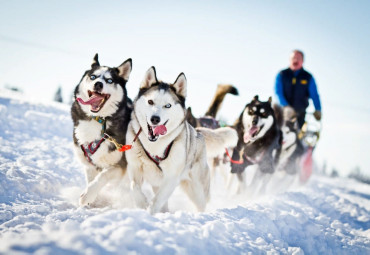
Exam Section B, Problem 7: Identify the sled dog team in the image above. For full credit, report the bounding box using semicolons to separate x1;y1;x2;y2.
72;55;303;213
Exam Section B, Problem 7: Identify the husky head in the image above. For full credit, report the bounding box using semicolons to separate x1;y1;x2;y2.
241;95;275;144
134;67;187;142
75;54;132;117
281;107;299;150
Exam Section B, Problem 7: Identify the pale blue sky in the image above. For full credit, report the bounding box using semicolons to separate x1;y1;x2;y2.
1;0;369;176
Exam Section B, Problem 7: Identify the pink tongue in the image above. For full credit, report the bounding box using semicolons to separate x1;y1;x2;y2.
77;96;104;106
243;126;258;143
153;125;167;136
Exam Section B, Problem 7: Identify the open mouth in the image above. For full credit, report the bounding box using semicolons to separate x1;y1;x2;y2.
147;120;168;142
76;90;110;113
243;125;263;143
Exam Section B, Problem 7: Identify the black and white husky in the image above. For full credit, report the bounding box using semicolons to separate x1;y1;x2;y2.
125;67;237;214
71;54;132;206
230;96;282;194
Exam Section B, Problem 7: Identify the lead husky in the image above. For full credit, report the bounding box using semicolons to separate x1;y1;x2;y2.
71;54;132;206
126;67;237;214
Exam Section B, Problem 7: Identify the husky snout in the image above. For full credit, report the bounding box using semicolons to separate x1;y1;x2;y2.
150;115;161;125
94;82;104;92
252;116;258;126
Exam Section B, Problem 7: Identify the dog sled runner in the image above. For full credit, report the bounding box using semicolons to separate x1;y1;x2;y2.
298;112;321;183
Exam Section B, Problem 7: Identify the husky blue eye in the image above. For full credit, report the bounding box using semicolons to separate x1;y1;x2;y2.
107;79;113;84
90;75;96;80
164;104;171;108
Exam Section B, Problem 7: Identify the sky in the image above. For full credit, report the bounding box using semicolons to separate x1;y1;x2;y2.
0;0;369;176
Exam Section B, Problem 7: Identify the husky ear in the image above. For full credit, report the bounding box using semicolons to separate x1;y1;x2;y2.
172;73;187;98
253;95;259;101
140;66;158;89
91;53;100;68
268;96;272;104
117;58;132;81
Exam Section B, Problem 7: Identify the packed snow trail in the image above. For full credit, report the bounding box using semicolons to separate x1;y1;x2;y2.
0;91;369;254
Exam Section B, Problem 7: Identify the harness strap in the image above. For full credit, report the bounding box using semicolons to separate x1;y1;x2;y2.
80;134;108;164
225;148;265;165
225;148;244;164
80;117;142;164
144;142;174;168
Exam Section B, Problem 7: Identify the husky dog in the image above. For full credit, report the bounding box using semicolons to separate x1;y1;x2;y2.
230;96;282;193
126;67;237;214
71;54;132;206
278;107;304;175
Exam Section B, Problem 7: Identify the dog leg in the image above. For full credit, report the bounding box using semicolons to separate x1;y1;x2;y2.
152;187;169;213
127;165;148;210
180;164;210;212
258;173;273;195
149;179;179;214
79;166;124;206
245;167;263;198
84;165;99;183
180;180;208;212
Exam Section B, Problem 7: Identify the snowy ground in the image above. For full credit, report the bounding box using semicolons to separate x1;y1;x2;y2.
0;91;369;254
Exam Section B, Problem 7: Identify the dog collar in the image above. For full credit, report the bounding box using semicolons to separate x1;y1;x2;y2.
91;116;106;135
143;142;174;168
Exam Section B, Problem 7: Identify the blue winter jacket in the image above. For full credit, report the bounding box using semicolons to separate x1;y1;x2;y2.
275;68;321;112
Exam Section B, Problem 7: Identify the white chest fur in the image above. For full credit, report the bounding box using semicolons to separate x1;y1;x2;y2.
74;119;122;167
75;119;103;144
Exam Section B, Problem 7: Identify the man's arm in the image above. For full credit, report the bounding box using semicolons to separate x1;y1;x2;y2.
275;72;288;106
308;76;322;111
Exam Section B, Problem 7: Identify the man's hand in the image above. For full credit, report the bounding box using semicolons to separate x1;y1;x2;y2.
313;110;322;121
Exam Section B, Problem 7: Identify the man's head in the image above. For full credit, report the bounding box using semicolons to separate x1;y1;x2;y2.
289;50;304;71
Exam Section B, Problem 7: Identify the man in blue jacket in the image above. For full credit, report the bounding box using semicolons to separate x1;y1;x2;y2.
275;50;322;128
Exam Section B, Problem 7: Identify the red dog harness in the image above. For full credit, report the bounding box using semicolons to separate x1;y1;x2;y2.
143;142;174;169
81;134;108;163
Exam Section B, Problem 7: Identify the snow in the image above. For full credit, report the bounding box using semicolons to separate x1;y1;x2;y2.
0;90;369;254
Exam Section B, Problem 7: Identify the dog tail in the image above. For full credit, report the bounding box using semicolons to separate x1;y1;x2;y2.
205;84;239;118
197;126;238;158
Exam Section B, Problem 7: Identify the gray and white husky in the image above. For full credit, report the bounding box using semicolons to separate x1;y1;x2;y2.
71;54;132;206
125;67;237;214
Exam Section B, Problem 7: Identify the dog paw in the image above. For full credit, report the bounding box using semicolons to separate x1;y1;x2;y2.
79;190;97;206
148;201;163;214
148;205;157;215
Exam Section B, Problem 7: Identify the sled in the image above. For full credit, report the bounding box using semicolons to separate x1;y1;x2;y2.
298;113;321;183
